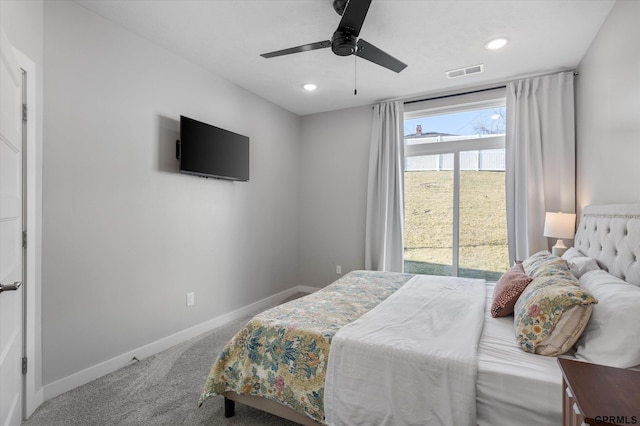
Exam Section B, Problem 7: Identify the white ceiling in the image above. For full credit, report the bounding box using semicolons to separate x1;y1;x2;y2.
74;0;615;116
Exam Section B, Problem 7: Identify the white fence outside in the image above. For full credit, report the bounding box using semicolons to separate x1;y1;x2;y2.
405;134;505;172
405;149;505;171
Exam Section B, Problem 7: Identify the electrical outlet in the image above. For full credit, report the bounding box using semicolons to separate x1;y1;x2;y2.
186;292;195;307
336;265;342;274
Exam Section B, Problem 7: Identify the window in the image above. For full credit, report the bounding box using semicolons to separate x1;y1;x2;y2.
403;89;508;280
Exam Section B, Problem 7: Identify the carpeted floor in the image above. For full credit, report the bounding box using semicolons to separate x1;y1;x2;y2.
23;293;308;426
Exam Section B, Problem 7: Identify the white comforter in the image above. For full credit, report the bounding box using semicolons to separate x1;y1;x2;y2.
324;275;486;426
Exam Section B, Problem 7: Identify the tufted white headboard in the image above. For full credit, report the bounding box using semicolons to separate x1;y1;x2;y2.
574;204;640;286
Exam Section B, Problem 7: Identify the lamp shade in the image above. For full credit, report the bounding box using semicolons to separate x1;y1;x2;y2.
543;212;576;239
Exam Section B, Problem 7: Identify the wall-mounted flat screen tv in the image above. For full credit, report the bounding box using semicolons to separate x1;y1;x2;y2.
177;115;249;181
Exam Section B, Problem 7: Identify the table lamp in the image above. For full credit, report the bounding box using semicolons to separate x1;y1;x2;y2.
544;211;576;256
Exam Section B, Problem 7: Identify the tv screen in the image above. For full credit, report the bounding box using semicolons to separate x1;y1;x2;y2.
178;115;249;181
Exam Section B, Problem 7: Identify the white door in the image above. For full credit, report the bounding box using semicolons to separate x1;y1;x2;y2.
0;27;24;426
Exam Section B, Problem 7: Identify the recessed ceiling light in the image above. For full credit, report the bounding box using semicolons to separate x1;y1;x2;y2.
302;83;317;91
485;38;508;50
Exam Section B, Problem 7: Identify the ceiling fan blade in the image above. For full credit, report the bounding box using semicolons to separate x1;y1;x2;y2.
338;0;372;37
356;39;407;73
261;40;331;58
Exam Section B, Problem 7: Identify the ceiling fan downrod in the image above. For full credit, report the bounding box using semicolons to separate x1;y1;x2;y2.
333;0;349;16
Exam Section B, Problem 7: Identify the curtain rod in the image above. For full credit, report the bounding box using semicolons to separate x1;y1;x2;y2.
395;69;578;107
403;86;506;106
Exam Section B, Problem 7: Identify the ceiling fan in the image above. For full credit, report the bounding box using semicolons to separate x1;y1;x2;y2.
260;0;407;73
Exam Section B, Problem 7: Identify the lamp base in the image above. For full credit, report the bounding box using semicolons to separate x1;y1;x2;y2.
551;239;568;257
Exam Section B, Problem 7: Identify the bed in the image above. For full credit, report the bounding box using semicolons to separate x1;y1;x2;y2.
198;203;640;425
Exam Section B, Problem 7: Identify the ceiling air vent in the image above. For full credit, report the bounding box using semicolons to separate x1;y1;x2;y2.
446;64;484;79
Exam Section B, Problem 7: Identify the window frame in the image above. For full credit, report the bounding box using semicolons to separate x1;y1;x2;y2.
403;89;506;277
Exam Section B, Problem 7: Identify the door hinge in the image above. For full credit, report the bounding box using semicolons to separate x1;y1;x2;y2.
22;103;28;122
23;230;27;248
22;357;27;375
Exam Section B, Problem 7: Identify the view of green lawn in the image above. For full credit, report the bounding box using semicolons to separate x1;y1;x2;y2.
404;170;509;281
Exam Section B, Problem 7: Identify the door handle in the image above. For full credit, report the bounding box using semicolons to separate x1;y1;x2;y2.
0;281;22;293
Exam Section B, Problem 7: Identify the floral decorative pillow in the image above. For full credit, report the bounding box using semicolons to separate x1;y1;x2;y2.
521;250;555;274
514;276;597;356
491;264;533;317
522;250;574;280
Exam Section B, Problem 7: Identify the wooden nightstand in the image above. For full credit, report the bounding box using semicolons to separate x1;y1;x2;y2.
558;358;640;426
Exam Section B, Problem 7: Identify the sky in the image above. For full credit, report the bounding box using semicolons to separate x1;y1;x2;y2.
404;107;505;137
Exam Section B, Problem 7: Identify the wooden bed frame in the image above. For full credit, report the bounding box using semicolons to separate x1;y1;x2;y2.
224;391;323;426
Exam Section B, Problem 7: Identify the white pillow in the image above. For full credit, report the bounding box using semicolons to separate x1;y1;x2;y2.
566;256;600;278
561;247;600;278
575;270;640;368
561;247;582;260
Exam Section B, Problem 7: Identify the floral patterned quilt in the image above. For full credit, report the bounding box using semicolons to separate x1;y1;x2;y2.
198;270;412;423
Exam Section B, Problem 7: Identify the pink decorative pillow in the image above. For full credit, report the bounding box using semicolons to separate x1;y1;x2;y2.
491;264;533;317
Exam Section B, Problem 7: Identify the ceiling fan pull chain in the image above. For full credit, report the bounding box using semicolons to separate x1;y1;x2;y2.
354;54;357;95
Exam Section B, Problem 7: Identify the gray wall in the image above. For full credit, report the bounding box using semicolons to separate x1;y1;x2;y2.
299;106;373;286
576;0;640;209
41;1;301;385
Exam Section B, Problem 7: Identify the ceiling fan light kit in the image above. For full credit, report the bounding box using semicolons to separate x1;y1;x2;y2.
260;0;407;73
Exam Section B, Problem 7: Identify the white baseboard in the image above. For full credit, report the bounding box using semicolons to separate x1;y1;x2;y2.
25;388;43;419
297;284;321;294
41;284;319;402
